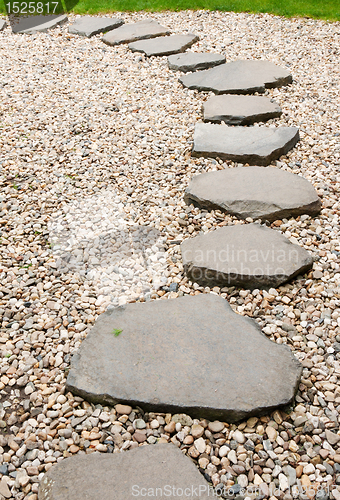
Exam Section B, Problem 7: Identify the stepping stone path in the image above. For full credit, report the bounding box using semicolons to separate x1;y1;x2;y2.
11;14;68;34
203;95;282;125
179;59;292;94
168;52;226;72
192;123;300;165
66;294;302;421
181;224;313;289
38;444;213;499
184;166;322;221
68;16;123;37
0;15;318;494
129;34;199;57
102;19;170;46
0;19;6;31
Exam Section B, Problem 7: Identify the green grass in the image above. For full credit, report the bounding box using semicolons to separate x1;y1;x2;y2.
0;0;339;20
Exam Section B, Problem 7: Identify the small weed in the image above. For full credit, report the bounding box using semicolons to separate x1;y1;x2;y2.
12;184;18;190
112;328;123;337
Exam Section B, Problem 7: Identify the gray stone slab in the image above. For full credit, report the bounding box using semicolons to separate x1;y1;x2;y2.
68;16;123;37
0;19;6;31
129;34;199;57
181;224;313;289
66;293;302;422
203;95;282;125
38;444;212;500
11;14;67;34
102;19;170;46
192;124;299;166
179;60;292;94
168;52;225;72
184;166;322;221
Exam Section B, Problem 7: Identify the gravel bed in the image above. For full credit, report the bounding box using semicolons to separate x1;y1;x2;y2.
0;10;339;500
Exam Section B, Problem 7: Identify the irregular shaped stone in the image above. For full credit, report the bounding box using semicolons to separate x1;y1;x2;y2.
168;52;225;72
11;14;67;34
181;224;313;289
0;20;6;31
192;123;299;166
203;95;282;125
129;34;199;57
38;444;212;500
184;166;322;221
68;16;123;37
180;60;292;94
102;19;170;46
66;293;302;421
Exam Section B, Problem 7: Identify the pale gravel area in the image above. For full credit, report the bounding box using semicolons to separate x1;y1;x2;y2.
0;10;339;500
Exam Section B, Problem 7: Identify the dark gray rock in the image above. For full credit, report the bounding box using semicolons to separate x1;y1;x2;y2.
0;19;6;31
192;123;299;166
11;14;67;34
181;224;313;289
129;34;199;57
179;60;292;94
184;166;322;221
168;52;225;72
102;19;170;46
68;16;123;37
38;444;212;500
66;293;302;422
203;95;282;125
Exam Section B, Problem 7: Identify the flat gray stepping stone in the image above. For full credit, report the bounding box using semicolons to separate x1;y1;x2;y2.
11;14;67;34
192;123;299;166
39;444;212;500
66;293;302;422
68;16;123;37
102;19;170;46
203;95;282;125
0;19;6;31
181;224;313;289
184;166;322;221
168;52;225;72
129;34;199;57
180;60;292;94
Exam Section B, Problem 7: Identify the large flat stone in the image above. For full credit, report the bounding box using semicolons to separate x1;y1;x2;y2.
66;293;302;422
184;166;322;221
102;19;170;46
181;224;313;289
203;95;282;125
129;34;199;57
0;19;6;31
179;60;292;94
192;124;299;166
11;14;67;34
168;52;225;72
68;16;123;37
38;444;212;500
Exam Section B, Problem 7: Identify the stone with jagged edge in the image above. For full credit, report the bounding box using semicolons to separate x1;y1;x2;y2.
66;293;302;422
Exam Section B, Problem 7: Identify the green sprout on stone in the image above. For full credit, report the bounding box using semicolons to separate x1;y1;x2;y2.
112;328;123;337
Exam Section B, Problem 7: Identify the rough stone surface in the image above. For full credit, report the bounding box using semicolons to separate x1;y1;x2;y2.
0;19;6;31
168;52;225;72
11;14;68;34
38;444;212;500
181;224;313;289
192;123;300;166
102;19;170;46
66;294;302;421
68;16;123;37
179;60;292;94
129;34;199;57
203;95;282;125
184;166;322;221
